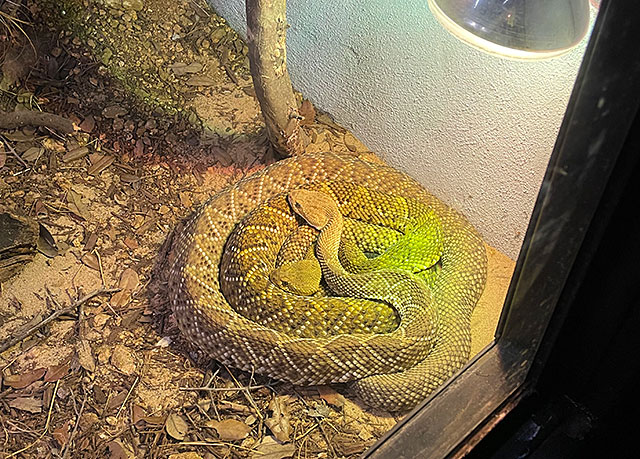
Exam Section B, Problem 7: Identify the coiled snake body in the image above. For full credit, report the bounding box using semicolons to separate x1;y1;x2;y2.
167;152;487;411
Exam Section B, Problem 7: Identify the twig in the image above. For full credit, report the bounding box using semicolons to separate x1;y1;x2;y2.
115;376;139;419
0;110;75;134
61;387;88;459
0;287;120;353
294;423;319;442
172;441;257;451
226;365;265;431
93;248;105;286
179;384;267;392
6;380;60;458
1;137;30;169
294;389;338;458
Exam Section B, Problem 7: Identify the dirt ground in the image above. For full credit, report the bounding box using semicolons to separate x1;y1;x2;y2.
0;1;515;457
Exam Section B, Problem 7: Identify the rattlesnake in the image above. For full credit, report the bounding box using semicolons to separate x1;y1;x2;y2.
167;152;487;411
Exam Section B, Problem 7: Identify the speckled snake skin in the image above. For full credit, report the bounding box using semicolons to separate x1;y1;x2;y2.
167;152;487;411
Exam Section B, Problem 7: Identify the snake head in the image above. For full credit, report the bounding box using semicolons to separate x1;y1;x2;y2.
288;189;336;230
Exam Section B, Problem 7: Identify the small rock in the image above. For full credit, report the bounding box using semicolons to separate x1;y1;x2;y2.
168;453;203;459
103;105;128;119
122;0;143;12
211;27;226;43
101;47;113;65
124;120;136;132
79;412;100;430
110;345;136;375
97;346;112;364
105;415;118;426
155;336;172;348
92;313;110;329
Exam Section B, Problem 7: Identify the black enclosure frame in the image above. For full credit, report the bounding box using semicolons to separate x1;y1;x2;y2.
364;0;640;457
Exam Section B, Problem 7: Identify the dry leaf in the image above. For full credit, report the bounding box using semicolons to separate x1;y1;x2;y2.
2;131;34;141
186;75;217;86
306;402;331;419
119;173;139;183
76;339;96;372
123;237;138;250
0;149;6;169
3;368;46;389
317;386;346;408
83;232;98;252
132;404;146;424
204;419;252;441
141;415;165;425
107;439;133;459
118;268;139;290
165;413;188;440
62;146;89;162
155;336;172;348
250;436;295;459
49;150;57;171
8;397;43;413
343;132;367;152
169;62;203;76
135;217;157;235
67;188;89;219
106;391;128;412
22;146;44;162
358;426;374;441
53;420;71;447
37;223;59;258
110;268;139;308
265;397;292;442
120;309;142;328
44;361;70;382
217;400;252;414
87;154;115;175
299;99;316;125
79;115;95;133
81;252;100;271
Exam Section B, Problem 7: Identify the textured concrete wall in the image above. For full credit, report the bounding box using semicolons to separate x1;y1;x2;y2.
208;0;594;259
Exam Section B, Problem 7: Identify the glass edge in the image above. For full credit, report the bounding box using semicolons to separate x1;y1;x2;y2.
364;0;640;457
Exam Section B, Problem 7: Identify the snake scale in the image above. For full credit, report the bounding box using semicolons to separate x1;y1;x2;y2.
167;152;487;411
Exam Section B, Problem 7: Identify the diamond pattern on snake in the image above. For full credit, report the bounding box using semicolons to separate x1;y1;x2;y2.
167;152;487;411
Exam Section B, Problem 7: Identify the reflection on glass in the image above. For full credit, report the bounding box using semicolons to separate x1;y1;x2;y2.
428;0;591;60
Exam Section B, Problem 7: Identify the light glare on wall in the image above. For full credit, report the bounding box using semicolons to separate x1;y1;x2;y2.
427;0;591;60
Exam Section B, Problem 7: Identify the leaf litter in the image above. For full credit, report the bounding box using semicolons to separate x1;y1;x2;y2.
0;0;396;457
